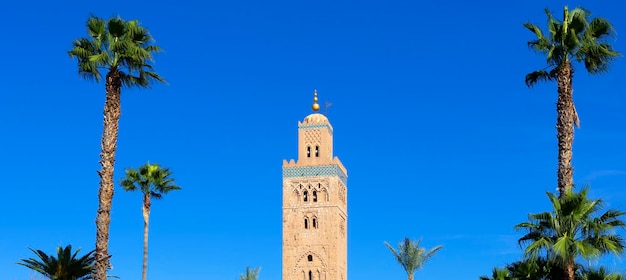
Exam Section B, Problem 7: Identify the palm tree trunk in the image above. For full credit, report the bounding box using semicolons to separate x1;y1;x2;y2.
408;273;414;280
563;262;575;280
556;60;574;197
142;194;151;280
94;69;121;280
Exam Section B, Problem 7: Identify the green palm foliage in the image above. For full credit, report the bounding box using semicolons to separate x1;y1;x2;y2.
384;237;442;280
121;162;180;280
507;257;566;280
479;267;513;280
524;6;619;196
580;267;625;280
18;245;95;280
239;266;261;280
515;187;625;280
68;15;165;280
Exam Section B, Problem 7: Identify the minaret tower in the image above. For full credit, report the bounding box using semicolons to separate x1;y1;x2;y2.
282;90;348;280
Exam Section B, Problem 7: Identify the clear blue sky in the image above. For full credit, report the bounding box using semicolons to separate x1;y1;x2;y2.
1;0;625;279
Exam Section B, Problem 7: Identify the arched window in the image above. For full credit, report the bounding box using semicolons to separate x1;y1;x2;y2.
306;146;311;158
312;218;317;228
303;191;308;202
315;145;319;157
309;270;313;280
307;255;313;262
304;218;309;229
313;191;318;202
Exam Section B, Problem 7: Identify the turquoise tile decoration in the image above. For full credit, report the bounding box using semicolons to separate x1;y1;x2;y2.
299;123;333;134
283;164;347;186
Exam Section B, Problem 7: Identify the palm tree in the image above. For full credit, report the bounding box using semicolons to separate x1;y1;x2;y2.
120;162;181;280
505;257;569;280
239;266;261;280
18;245;95;280
384;237;443;280
523;6;619;196
479;267;512;280
580;267;625;280
68;15;165;280
515;187;625;280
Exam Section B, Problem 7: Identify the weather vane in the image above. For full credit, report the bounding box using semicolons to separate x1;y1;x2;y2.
324;101;333;116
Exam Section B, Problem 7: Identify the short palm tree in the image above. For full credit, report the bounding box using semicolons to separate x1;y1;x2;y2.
515;187;625;280
580;266;625;280
479;267;512;280
524;6;619;196
505;256;568;280
68;15;165;280
240;266;261;280
18;245;95;280
384;237;443;280
120;162;180;280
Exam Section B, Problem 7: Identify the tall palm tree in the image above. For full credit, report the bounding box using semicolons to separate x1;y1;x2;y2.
239;266;261;280
18;245;95;280
515;187;625;280
384;237;443;280
120;162;181;280
68;15;165;280
524;6;619;196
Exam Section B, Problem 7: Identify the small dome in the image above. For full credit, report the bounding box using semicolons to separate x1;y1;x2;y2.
303;113;328;124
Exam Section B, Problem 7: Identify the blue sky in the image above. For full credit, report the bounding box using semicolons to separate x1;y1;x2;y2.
1;0;625;279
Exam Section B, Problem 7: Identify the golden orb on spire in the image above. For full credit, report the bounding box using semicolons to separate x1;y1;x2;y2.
312;90;320;112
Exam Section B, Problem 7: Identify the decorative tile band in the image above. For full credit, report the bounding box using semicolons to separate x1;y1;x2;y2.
283;164;347;186
298;123;333;134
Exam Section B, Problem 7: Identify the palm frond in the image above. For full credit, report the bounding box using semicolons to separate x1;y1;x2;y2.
70;15;165;88
567;7;589;35
525;5;618;82
516;187;626;274
385;237;442;277
120;162;181;197
585;17;615;40
18;245;94;280
525;69;556;87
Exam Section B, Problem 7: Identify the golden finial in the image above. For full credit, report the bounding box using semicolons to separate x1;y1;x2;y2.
312;89;320;112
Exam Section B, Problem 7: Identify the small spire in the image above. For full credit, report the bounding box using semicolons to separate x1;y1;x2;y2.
312;89;320;112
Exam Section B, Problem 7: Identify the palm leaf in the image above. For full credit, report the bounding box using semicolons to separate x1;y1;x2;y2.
525;70;556;87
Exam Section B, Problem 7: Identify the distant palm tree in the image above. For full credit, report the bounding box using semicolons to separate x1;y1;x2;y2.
523;6;619;196
515;187;625;280
120;162;180;280
384;237;442;280
580;267;625;280
68;15;165;280
18;245;95;280
240;266;261;280
479;267;512;280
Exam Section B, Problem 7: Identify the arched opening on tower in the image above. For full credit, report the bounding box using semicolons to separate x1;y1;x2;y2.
312;218;317;228
307;254;313;262
304;218;309;229
315;145;319;157
313;191;317;202
303;191;308;202
309;270;313;280
306;146;311;158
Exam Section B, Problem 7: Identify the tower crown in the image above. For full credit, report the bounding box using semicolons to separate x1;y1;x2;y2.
303;113;329;124
295;91;336;164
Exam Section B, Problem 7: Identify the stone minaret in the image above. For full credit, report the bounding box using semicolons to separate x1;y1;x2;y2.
282;90;348;280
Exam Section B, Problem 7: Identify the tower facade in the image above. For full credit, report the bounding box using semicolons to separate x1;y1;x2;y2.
282;91;348;280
